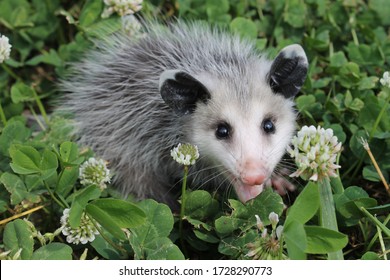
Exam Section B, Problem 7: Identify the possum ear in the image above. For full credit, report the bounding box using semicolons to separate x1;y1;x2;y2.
268;44;308;98
159;70;211;115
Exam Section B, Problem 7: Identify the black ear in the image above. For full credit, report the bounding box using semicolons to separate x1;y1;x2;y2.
268;44;308;98
159;70;211;115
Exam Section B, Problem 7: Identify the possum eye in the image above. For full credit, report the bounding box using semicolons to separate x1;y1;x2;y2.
215;122;231;140
262;119;275;134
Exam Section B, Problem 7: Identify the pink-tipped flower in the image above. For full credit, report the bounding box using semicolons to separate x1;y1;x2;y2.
287;125;342;181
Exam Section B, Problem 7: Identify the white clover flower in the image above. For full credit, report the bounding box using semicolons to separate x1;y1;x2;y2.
79;157;111;189
171;143;199;166
0;34;12;63
60;208;100;245
102;0;143;18
247;213;286;260
380;71;390;88
121;14;142;36
287;125;342;181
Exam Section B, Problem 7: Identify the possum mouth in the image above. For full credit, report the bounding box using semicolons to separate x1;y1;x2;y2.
229;174;265;203
234;183;265;203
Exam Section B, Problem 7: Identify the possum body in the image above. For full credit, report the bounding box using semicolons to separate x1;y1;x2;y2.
61;21;308;205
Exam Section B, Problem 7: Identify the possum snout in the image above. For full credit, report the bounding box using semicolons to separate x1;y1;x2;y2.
234;161;270;202
240;161;268;186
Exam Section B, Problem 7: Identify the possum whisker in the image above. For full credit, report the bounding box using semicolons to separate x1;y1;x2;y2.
191;165;227;190
211;169;236;201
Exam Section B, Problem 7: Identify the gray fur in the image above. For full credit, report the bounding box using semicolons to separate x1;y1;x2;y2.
60;21;308;205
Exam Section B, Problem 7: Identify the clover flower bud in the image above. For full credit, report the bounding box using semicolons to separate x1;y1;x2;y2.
268;212;279;229
246;213;286;260
171;143;199;166
102;0;143;18
79;157;111;189
287;125;341;181
255;214;264;231
122;14;142;36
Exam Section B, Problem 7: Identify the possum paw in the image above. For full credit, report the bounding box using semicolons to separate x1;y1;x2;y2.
266;173;296;195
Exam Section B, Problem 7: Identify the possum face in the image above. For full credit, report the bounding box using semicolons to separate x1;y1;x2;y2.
159;44;308;202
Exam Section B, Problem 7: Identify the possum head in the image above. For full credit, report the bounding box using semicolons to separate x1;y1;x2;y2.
159;44;308;203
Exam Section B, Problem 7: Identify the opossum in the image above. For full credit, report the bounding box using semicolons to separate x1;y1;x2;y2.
60;21;308;205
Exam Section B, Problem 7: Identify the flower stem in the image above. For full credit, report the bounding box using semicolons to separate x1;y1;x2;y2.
0;102;7;126
179;165;189;255
1;63;19;80
330;176;344;195
376;224;387;260
318;178;344;260
44;181;67;209
32;88;50;127
368;89;390;141
351;28;359;46
28;104;46;131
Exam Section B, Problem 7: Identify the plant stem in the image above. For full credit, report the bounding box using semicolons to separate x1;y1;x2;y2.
361;138;390;195
360;207;390;238
0;205;45;225
368;90;390;140
87;213;128;256
351;28;359;46
330;153;344;194
44;181;67;209
0;102;7;126
366;214;390;251
28;104;46;131
330;176;344;195
1;63;19;80
318;178;344;260
32;88;50;127
376;225;387;260
349;90;390;182
179;165;189;255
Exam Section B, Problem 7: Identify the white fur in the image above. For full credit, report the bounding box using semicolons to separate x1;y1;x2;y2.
280;44;307;61
191;63;296;201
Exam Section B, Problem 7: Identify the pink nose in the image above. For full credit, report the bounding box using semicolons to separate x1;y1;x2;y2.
240;160;268;186
241;174;266;186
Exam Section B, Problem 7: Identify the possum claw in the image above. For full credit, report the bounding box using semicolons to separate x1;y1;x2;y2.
266;175;296;195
